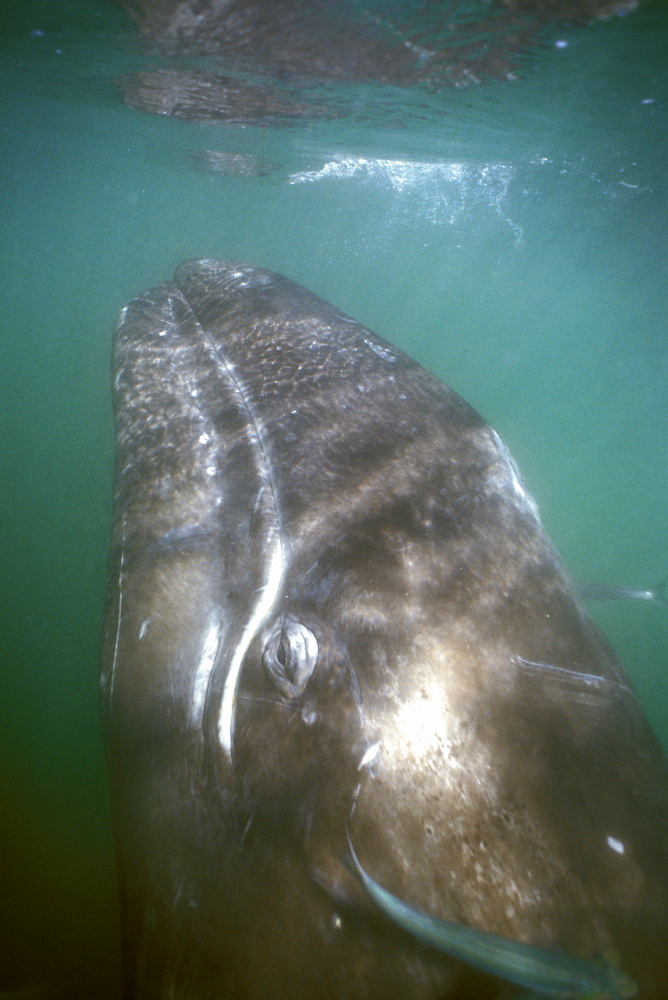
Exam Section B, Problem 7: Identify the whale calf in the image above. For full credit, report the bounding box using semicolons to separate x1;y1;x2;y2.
101;260;668;999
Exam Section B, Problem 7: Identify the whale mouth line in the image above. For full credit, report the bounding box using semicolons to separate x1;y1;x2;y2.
345;830;637;1000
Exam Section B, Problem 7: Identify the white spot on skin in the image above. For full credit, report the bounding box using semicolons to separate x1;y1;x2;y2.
359;742;380;770
363;338;397;363
607;836;625;855
138;619;150;640
301;706;317;725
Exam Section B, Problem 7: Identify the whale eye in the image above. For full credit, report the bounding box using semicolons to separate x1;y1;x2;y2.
263;617;318;698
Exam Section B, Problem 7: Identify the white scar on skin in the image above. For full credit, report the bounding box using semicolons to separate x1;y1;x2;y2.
106;514;127;706
191;620;222;726
489;428;538;516
359;742;381;770
514;656;607;689
607;836;625;855
218;529;283;758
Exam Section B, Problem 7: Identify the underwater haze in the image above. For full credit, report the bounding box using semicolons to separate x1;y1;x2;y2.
0;0;667;995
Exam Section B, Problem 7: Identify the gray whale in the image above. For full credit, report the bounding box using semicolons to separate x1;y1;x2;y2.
101;260;668;999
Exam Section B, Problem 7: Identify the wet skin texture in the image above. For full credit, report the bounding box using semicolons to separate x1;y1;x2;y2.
102;260;668;999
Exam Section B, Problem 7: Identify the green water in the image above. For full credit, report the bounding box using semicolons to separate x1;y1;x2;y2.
1;1;666;994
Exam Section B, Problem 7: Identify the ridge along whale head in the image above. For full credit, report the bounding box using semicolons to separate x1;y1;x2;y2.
101;260;668;999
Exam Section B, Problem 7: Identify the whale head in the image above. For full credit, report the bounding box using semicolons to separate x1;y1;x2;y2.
102;260;668;999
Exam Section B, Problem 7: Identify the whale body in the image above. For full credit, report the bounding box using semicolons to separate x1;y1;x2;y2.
101;260;668;999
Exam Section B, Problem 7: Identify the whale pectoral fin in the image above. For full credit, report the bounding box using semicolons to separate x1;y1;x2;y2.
346;832;637;1000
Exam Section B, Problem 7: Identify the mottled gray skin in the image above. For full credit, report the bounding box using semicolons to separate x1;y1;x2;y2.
101;260;668;999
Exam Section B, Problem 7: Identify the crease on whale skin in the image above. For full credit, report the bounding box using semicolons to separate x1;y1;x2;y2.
169;266;286;761
183;302;279;761
108;277;284;756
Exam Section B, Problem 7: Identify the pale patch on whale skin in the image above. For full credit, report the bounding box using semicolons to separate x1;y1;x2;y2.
191;619;221;727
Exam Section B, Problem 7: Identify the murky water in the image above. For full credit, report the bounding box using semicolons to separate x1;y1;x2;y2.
1;0;666;994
